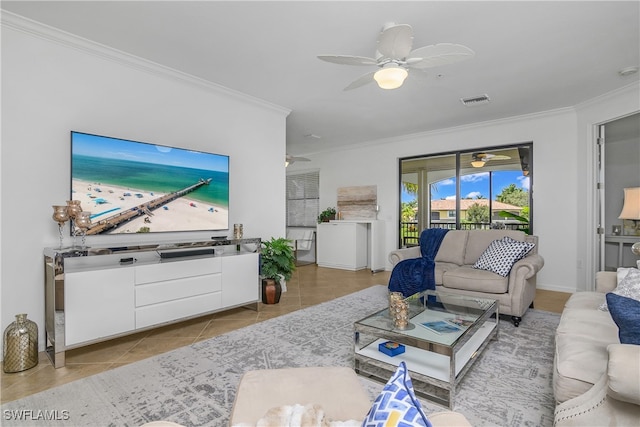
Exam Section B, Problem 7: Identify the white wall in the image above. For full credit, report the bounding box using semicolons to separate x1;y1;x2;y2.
1;16;289;352
300;110;579;293
290;84;640;294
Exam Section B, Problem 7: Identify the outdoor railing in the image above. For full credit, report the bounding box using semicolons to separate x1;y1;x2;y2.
400;221;529;247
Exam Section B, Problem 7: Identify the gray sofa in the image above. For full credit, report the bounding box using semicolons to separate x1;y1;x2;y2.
553;271;640;426
388;229;544;326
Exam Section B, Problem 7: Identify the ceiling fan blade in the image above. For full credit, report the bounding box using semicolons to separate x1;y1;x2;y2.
474;153;512;161
407;68;431;83
286;154;311;162
406;43;475;69
343;71;377;91
285;155;311;167
488;155;511;160
376;23;413;60
317;55;378;66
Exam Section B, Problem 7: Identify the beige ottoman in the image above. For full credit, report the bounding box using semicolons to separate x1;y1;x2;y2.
229;366;472;427
140;423;184;427
429;411;473;426
229;366;371;425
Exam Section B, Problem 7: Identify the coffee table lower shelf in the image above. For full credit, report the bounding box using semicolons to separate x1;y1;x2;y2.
354;321;496;408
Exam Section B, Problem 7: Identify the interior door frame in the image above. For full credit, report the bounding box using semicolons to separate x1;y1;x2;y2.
590;111;640;285
596;124;606;272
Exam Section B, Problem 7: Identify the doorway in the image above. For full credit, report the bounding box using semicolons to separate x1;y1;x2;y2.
599;112;640;271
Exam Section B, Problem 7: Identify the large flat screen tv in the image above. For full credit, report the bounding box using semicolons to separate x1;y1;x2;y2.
71;131;229;235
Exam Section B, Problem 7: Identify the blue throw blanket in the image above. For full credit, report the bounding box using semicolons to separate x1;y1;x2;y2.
388;228;449;297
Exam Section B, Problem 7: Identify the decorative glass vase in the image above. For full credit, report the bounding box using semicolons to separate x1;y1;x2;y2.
3;313;38;373
389;292;410;330
233;223;243;239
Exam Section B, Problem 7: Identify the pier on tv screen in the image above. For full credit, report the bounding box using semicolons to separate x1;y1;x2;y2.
71;131;229;235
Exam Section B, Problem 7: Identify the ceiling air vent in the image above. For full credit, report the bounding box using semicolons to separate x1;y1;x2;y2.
461;94;491;107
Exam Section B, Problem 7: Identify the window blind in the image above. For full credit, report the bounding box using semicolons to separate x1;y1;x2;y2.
286;171;319;227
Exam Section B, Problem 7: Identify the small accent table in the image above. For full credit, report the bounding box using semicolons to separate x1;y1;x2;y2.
604;234;639;268
354;291;498;408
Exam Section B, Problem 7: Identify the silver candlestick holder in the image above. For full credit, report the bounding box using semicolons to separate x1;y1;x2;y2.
51;205;69;249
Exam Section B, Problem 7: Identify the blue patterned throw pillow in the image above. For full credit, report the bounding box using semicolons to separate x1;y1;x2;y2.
606;293;640;345
362;361;432;427
473;237;535;277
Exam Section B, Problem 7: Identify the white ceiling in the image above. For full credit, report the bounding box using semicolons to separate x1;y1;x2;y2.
3;1;639;155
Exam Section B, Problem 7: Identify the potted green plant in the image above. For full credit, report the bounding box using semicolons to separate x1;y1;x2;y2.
260;237;296;304
317;207;337;223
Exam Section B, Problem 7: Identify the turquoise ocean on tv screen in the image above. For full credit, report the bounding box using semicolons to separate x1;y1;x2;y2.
72;155;229;208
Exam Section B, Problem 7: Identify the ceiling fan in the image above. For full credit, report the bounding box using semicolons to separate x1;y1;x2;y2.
285;154;310;167
471;153;512;168
317;23;474;90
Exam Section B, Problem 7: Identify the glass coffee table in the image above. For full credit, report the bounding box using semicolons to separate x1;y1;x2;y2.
354;290;498;408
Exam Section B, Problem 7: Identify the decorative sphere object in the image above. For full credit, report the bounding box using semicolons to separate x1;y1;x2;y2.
632;242;640;256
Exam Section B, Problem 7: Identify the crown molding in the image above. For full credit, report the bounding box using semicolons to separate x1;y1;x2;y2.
298;83;638;158
574;81;640;112
304;106;576;157
1;11;291;117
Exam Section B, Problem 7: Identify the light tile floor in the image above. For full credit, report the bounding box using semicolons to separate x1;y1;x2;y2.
1;264;570;404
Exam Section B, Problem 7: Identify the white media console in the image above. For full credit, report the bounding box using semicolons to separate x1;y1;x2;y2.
43;238;260;368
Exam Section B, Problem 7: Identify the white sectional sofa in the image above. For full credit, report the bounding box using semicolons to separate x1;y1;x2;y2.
553;271;640;426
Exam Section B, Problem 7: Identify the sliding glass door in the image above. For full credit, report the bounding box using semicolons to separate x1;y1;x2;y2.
399;143;533;247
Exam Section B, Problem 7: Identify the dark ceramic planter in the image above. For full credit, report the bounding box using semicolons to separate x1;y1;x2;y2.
261;278;282;304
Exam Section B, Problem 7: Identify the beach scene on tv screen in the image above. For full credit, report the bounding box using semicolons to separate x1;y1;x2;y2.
71;132;229;235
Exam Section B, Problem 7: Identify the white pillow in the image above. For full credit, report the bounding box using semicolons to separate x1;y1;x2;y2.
599;268;640;311
617;267;634;284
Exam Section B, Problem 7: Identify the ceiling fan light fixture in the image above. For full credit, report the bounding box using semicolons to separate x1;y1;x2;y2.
471;160;486;168
374;64;408;89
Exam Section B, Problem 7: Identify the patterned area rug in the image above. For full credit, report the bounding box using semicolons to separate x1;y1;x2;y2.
1;285;560;426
